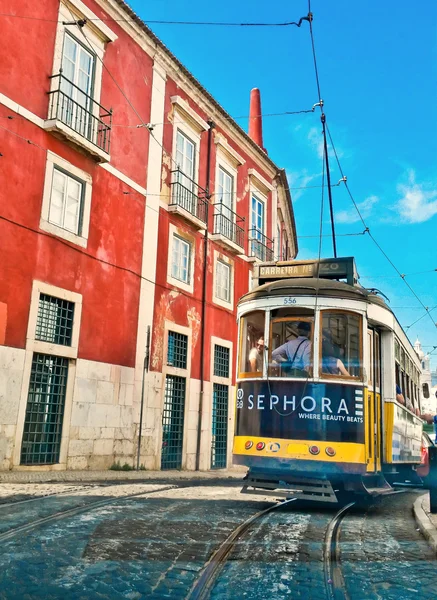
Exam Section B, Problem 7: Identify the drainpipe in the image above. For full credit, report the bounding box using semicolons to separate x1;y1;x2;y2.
136;325;150;470
196;120;215;471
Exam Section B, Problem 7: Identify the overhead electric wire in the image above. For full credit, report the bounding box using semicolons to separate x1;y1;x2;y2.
298;230;366;239
360;269;437;279
305;3;435;341
289;181;341;190
0;213;232;314
62;7;182;174
0;12;311;27
405;305;437;330
325;123;436;333
306;1;337;257
307;2;322;112
111;106;317;129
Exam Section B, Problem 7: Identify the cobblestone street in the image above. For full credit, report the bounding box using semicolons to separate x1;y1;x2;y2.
0;481;436;599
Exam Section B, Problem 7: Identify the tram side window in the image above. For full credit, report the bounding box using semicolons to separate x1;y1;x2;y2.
321;312;361;378
269;317;313;377
239;311;265;376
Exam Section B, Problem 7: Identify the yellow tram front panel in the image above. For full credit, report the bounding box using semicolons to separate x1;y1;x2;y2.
233;379;367;475
234;436;366;464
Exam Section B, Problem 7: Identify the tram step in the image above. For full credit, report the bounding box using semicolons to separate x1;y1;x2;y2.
360;474;393;496
362;486;394;496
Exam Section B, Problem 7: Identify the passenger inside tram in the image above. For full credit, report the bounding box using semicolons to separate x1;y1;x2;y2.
271;321;312;377
239;311;266;376
396;384;406;405
249;336;265;372
320;312;360;378
321;333;350;377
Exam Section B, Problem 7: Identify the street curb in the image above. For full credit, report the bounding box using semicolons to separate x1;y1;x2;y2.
0;469;246;484
413;493;437;554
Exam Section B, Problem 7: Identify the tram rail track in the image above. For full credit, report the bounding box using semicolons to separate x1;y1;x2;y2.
324;501;355;600
188;495;370;600
0;484;177;543
0;483;114;508
187;497;297;600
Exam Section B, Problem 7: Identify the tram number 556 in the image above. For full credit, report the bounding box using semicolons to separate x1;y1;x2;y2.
283;297;297;305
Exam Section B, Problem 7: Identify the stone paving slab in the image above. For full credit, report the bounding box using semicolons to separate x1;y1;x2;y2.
0;468;246;484
0;484;271;600
413;493;437;554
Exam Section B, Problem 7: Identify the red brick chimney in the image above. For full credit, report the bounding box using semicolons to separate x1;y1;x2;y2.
248;88;266;152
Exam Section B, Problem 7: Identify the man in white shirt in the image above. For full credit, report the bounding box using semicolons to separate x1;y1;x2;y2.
271;322;312;374
249;336;264;372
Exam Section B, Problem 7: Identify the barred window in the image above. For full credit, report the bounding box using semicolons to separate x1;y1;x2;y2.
167;331;188;369
214;345;230;378
20;353;69;465
161;374;186;470
211;382;228;469
35;294;75;346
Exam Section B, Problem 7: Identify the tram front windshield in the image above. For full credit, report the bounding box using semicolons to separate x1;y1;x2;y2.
239;309;362;380
270;317;313;378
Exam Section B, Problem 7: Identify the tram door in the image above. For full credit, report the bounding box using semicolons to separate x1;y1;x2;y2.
366;329;382;472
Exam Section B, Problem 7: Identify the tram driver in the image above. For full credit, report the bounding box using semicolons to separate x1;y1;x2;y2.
271;321;311;376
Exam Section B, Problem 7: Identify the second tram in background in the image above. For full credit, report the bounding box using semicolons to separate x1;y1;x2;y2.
233;257;425;502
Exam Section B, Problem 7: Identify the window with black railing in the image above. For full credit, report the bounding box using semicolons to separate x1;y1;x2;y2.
212;202;245;249
47;72;112;154
248;228;274;261
170;169;208;224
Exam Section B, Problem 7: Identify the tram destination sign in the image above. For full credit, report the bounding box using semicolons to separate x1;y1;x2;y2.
235;380;364;443
257;257;357;285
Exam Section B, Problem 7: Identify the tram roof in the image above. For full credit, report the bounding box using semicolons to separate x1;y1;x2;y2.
239;277;390;309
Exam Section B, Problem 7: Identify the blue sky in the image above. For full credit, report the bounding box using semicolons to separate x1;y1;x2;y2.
131;0;437;369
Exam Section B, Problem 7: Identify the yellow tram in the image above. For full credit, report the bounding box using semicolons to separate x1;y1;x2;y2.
233;257;424;502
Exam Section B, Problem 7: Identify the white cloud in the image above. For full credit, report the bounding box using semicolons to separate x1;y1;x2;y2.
306;126;345;162
336;195;378;224
307;126;324;159
286;169;322;201
396;170;437;223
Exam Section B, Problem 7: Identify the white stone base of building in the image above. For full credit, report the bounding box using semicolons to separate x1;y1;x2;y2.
0;349;235;472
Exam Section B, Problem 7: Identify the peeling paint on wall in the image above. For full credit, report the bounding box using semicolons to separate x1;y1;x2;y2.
187;306;201;353
151;292;175;371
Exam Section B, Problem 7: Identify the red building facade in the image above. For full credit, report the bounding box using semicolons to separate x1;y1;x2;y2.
0;0;297;471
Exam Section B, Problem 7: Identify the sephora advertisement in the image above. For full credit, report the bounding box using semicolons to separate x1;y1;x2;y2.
235;380;365;443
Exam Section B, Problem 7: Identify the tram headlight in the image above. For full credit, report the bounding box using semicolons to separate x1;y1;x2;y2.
245;441;253;450
325;447;336;457
309;445;320;455
256;442;265;451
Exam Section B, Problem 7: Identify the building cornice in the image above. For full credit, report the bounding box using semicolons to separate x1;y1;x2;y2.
171;96;209;132
64;0;118;42
93;0;279;178
248;168;274;193
214;133;245;166
276;169;298;258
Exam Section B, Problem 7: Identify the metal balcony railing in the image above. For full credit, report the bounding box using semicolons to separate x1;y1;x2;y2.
248;228;274;261
47;72;112;154
212;203;245;249
170;169;208;224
